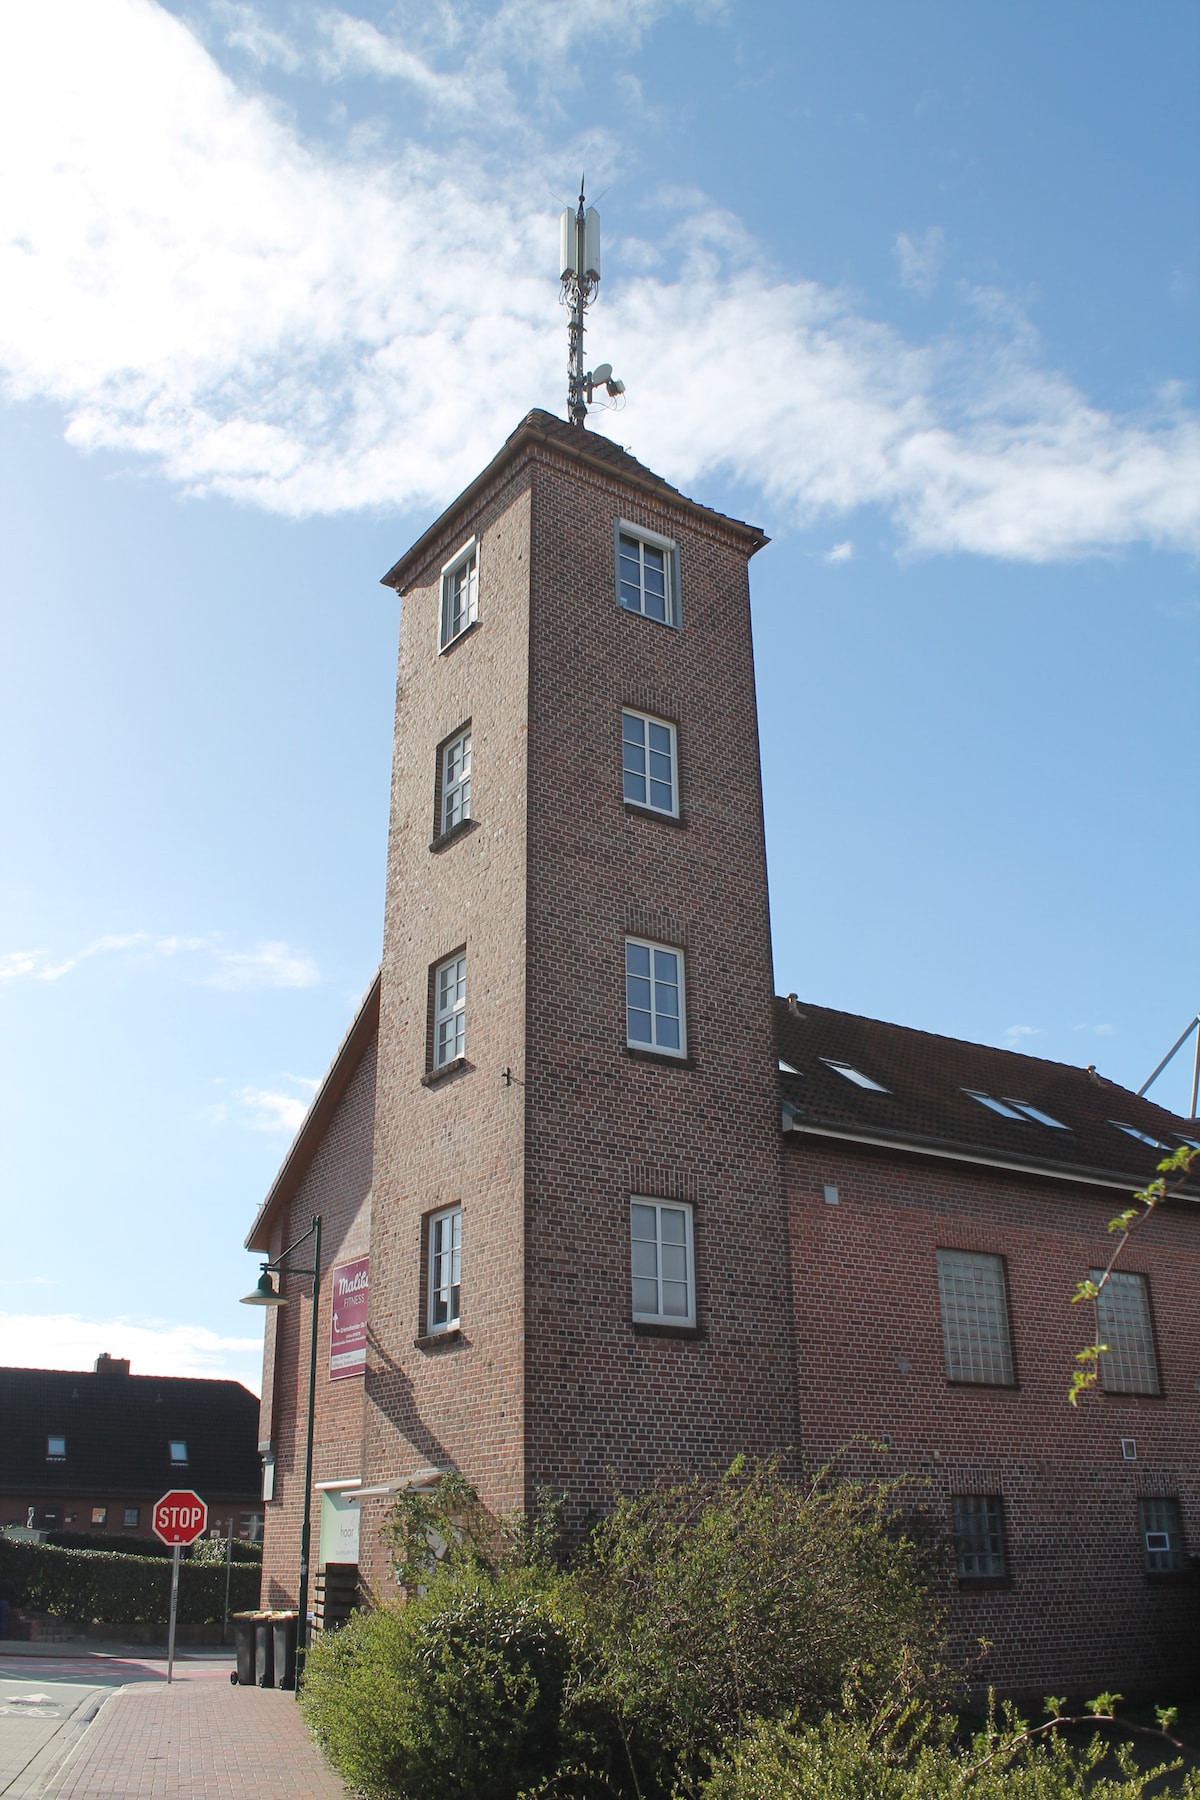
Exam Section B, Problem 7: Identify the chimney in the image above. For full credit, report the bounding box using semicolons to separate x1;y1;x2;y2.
94;1353;130;1376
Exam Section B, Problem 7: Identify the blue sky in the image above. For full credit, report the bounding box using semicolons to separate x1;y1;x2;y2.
1;0;1197;1393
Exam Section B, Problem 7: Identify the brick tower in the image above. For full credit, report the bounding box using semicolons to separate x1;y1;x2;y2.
351;408;796;1582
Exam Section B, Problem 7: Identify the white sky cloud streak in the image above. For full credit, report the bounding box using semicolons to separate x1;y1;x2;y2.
0;1312;263;1390
1;0;1197;560
0;933;320;989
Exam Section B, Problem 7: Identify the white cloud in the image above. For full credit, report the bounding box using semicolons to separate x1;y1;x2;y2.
0;1312;263;1391
0;0;1197;561
894;226;946;299
824;539;854;563
0;932;319;989
232;1076;319;1132
1002;1024;1041;1049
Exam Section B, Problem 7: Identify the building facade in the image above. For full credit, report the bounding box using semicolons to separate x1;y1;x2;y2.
246;410;1198;1692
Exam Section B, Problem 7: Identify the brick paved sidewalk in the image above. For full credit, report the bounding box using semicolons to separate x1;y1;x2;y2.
45;1680;352;1799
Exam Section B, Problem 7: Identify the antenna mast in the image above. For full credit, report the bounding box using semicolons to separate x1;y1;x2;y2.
559;182;624;428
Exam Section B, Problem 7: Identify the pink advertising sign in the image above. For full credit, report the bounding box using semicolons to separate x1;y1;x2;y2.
329;1255;369;1380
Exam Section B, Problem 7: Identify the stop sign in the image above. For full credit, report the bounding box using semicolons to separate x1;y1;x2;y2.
152;1490;208;1546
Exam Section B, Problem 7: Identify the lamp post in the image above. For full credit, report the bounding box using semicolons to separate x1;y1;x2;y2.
241;1212;322;1692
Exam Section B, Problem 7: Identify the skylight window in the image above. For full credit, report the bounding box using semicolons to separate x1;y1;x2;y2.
169;1440;188;1464
778;1059;800;1074
47;1435;66;1460
1111;1122;1167;1150
963;1090;1027;1121
1175;1133;1200;1150
1003;1099;1068;1130
821;1059;889;1092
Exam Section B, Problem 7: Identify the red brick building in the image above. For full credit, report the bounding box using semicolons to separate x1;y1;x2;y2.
246;409;1199;1693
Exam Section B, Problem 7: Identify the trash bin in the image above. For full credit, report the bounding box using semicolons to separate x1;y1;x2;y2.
230;1612;258;1687
255;1614;275;1688
272;1612;299;1690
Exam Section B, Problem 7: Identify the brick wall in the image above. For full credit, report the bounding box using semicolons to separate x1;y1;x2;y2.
783;1137;1199;1695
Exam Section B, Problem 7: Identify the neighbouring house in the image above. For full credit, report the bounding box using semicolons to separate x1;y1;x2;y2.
246;407;1199;1694
0;1355;263;1542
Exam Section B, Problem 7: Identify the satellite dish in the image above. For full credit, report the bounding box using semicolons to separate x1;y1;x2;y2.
591;363;612;384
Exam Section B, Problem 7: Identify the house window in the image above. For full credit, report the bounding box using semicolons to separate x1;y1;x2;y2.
951;1495;1008;1580
169;1440;188;1464
123;1507;140;1528
47;1435;66;1460
440;539;479;648
625;938;685;1056
434;952;467;1067
1139;1497;1186;1574
936;1249;1015;1386
240;1513;264;1543
617;522;678;626
630;1199;696;1326
623;711;678;815
428;1205;462;1334
439;727;472;836
1092;1271;1160;1395
91;1506;108;1527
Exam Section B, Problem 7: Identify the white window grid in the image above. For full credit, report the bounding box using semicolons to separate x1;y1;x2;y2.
625;937;685;1056
428;1205;462;1333
434;952;467;1067
936;1249;1015;1386
952;1494;1007;1579
1092;1270;1160;1395
439;539;479;648
440;728;472;835
623;711;678;815
630;1199;696;1326
617;521;678;625
1139;1497;1186;1573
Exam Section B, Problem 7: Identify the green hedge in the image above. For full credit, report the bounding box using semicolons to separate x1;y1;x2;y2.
42;1530;262;1563
0;1537;260;1626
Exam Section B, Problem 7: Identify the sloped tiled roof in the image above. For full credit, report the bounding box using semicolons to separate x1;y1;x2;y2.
775;997;1200;1196
0;1366;261;1501
381;408;767;593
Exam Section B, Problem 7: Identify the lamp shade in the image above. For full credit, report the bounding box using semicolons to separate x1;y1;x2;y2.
240;1270;287;1306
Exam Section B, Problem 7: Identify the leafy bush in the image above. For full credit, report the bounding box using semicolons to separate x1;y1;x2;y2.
301;1575;573;1800
41;1529;261;1563
0;1536;258;1625
699;1709;1200;1800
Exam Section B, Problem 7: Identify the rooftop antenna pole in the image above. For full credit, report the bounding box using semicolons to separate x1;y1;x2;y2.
1136;1011;1200;1118
559;181;623;427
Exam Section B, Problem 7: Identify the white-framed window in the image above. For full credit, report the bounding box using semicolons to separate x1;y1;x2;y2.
1092;1270;1160;1395
623;711;678;815
428;1204;462;1334
951;1494;1008;1580
434;952;467;1067
625;938;685;1056
440;727;472;835
439;538;479;649
630;1198;695;1326
1139;1497;1186;1573
169;1439;188;1464
936;1249;1015;1386
616;521;679;626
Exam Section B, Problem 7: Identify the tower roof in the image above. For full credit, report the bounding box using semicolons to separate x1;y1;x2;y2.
381;409;767;594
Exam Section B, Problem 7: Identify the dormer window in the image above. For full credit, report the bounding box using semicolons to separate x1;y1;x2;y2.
963;1091;1068;1129
821;1059;888;1092
47;1434;66;1460
169;1440;188;1465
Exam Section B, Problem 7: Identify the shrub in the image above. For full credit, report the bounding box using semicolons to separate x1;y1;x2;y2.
301;1574;572;1800
0;1536;258;1625
700;1710;1200;1800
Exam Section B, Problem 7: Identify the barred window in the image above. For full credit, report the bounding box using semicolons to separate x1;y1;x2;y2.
951;1495;1008;1580
937;1249;1015;1386
1139;1497;1186;1573
1092;1271;1160;1395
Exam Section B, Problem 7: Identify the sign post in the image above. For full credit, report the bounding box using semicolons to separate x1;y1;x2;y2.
153;1490;208;1683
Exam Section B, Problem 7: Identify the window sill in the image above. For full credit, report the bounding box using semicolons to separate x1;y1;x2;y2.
945;1379;1020;1392
438;618;480;656
624;802;686;828
956;1576;1012;1593
422;1057;471;1087
413;1329;463;1351
429;818;478;854
632;1321;704;1341
618;601;680;632
1099;1388;1165;1400
625;1046;696;1070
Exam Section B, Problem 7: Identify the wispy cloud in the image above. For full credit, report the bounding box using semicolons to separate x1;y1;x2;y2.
0;933;320;990
233;1076;320;1133
0;1312;263;1390
1002;1024;1041;1049
894;226;946;300
0;1;1197;561
824;539;855;564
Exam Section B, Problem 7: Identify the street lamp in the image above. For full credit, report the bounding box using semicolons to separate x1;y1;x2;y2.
241;1212;322;1692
